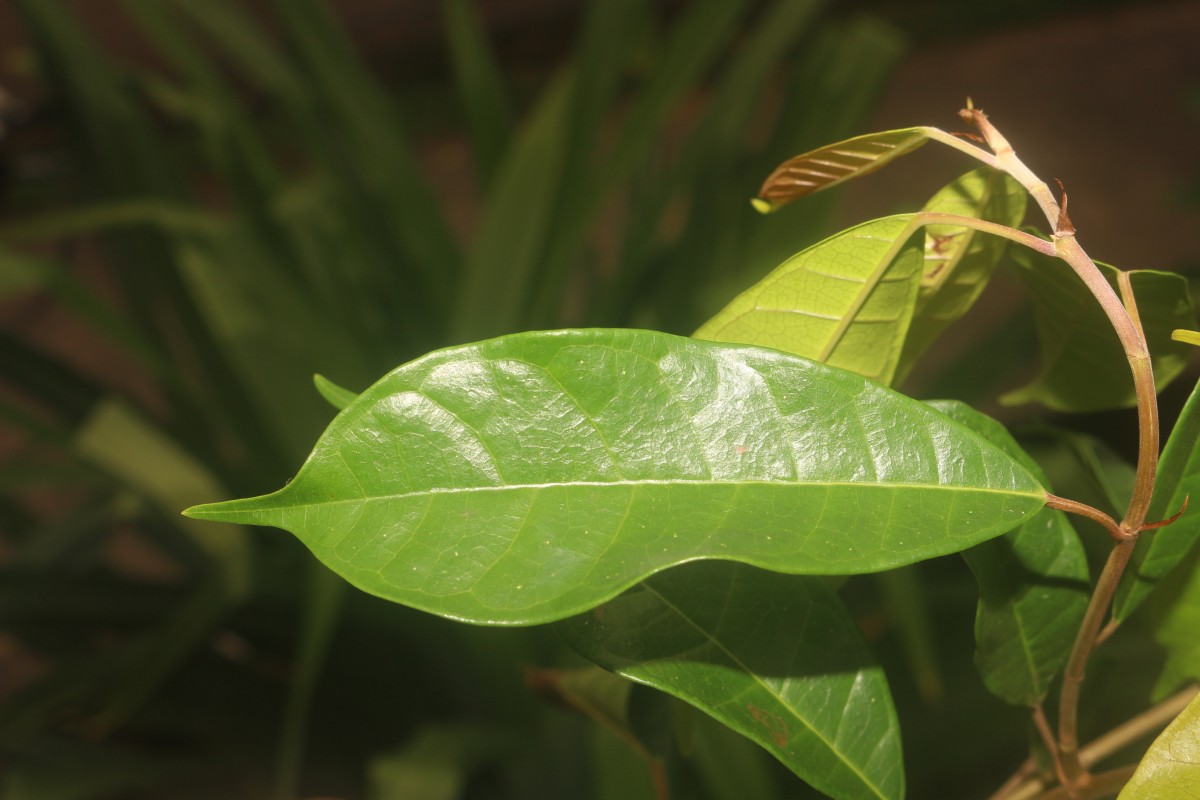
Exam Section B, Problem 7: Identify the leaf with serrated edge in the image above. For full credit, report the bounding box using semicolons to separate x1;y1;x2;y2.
185;329;1046;625
895;169;1026;383
1117;690;1200;799
695;215;924;385
1003;252;1194;412
1115;376;1200;622
558;562;903;800
929;401;1089;706
755;127;934;212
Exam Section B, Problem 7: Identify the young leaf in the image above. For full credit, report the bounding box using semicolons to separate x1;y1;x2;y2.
928;401;1089;706
1117;690;1200;799
313;374;357;412
185;329;1047;625
1002;252;1194;411
894;168;1027;382
754;127;935;213
557;561;904;800
1152;546;1200;699
694;214;924;385
1114;375;1200;622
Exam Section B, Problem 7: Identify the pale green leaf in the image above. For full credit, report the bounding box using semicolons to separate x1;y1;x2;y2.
694;215;924;385
929;401;1089;706
1115;375;1200;622
185;329;1046;625
754;127;935;213
895;168;1027;382
558;562;903;800
1003;253;1194;412
1118;690;1200;799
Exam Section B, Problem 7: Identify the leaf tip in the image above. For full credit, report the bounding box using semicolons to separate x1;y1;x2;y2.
750;197;777;214
1171;329;1200;347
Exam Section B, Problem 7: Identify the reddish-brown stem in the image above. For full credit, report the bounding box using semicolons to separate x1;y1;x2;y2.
1034;703;1071;792
1044;495;1127;541
1057;539;1139;782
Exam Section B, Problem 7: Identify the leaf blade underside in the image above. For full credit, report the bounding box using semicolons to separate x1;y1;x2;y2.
186;329;1046;625
694;215;924;385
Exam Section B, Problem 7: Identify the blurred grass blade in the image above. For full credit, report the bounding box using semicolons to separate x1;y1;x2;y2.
443;0;513;187
274;564;344;800
453;75;573;339
754;127;936;213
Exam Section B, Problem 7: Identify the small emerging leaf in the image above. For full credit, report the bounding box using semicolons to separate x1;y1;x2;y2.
1118;690;1200;799
1173;329;1200;346
313;374;357;411
558;562;904;800
755;127;934;212
185;329;1046;625
929;401;1089;706
1003;252;1194;412
695;214;924;385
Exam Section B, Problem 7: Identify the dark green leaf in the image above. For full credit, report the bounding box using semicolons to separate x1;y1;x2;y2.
1002;253;1194;411
695;215;925;385
1152;546;1200;699
1116;376;1200;621
928;401;1089;706
185;329;1046;625
895;168;1027;383
558;562;903;800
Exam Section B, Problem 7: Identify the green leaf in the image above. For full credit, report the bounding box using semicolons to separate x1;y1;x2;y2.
1118;690;1200;799
368;722;515;800
185;329;1047;625
694;215;925;385
894;168;1027;383
313;374;357;411
1115;375;1200;621
557;562;903;800
753;127;936;213
1002;253;1194;411
1152;547;1200;699
928;401;1089;706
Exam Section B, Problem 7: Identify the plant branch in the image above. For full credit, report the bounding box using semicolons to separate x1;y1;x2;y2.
1045;495;1127;541
1033;765;1138;800
1034;702;1071;792
912;212;1057;255
1057;538;1139;782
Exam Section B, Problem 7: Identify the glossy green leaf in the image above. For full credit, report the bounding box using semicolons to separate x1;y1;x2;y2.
894;169;1027;382
557;561;903;800
753;127;935;213
1118;691;1200;799
185;329;1046;625
928;401;1089;706
1115;375;1200;622
1002;253;1194;411
694;215;924;385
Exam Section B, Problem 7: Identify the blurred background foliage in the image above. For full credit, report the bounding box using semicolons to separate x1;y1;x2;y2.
0;1;1197;798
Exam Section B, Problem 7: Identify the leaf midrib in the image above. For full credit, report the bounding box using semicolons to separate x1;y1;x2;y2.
197;477;1043;518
